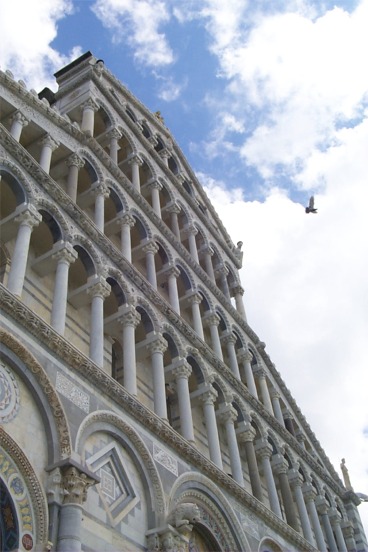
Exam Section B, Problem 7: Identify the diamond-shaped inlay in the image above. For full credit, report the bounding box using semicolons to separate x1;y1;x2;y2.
87;443;139;526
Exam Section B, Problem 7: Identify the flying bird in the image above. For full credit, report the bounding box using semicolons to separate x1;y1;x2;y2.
305;196;317;214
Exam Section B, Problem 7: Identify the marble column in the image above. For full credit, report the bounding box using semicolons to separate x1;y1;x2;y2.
272;455;299;531
119;213;135;262
270;389;285;426
187;292;204;339
200;386;222;468
218;405;244;486
216;264;230;299
87;277;111;367
7;206;42;296
237;349;258;397
255;440;282;518
142;241;159;289
167;202;181;240
232;285;247;320
93;183;110;232
254;368;274;413
128;154;143;191
56;465;96;552
39;134;59;173
118;305;141;395
316;496;338;552
201;245;215;282
330;509;348;552
9;110;29;141
237;424;263;502
283;410;296;436
303;485;327;552
165;265;180;314
51;243;78;334
341;521;357;552
158;148;171;167
289;470;315;545
108;127;122;163
221;333;241;379
80;98;99;136
172;360;194;442
147;335;168;419
184;224;199;263
147;179;162;217
203;312;223;360
66;154;85;202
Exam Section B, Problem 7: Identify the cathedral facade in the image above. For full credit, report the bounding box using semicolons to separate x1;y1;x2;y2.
0;51;366;552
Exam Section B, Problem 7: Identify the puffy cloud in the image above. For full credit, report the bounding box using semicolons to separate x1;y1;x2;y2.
0;0;81;90
92;0;174;67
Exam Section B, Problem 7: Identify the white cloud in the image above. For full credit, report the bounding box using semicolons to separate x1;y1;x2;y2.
0;0;81;91
197;0;368;182
92;0;174;67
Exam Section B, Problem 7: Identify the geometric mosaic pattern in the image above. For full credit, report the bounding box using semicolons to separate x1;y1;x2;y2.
86;443;139;526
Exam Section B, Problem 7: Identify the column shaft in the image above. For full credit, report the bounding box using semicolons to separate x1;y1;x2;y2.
243;440;263;502
57;503;83;552
202;393;222;468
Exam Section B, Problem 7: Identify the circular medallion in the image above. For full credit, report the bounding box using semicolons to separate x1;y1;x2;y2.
22;533;33;551
0;362;20;422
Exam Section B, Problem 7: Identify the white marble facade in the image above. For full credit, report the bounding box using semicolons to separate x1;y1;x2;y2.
0;52;366;552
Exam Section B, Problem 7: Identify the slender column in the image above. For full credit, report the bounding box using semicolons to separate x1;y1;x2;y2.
128;154;143;191
237;424;263;502
118;306;141;396
316;497;338;552
10;110;29;141
93;183;109;232
201;245;215;282
143;241;159;289
330;509;348;552
221;333;241;379
66;154;85;202
188;293;204;339
184;224;199;263
216;264;230;299
147;335;168;419
56;465;96;552
303;485;327;552
270;389;285;426
272;455;299;531
7;206;41;296
218;405;244;486
108;128;122;163
87;277;111;367
237;349;258;397
255;440;282;518
341;521;357;552
158;148;171;167
51;243;78;334
165;265;180;314
147;179;162;217
118;213;135;262
39;134;59;173
200;386;222;468
295;430;306;449
289;470;315;545
232;285;247;320
167;202;181;240
80;98;99;136
203;312;223;359
254;368;274;413
172;361;194;442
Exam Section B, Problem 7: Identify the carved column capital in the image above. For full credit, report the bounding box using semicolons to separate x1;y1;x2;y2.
60;465;96;505
254;439;273;460
220;332;237;346
80;97;99;112
237;423;257;443
107;127;122;141
172;360;192;380
182;224;198;238
119;212;136;228
10;110;29;127
40;133;59;151
217;404;238;425
87;276;111;300
146;334;168;356
166;201;181;215
142;240;159;255
128;153;143;166
271;454;289;475
117;305;141;328
232;284;244;296
164;264;180;279
66;153;85;169
147;178;163;191
202;311;220;328
92;182;110;199
51;242;78;265
15;205;42;228
237;348;253;363
199;386;218;406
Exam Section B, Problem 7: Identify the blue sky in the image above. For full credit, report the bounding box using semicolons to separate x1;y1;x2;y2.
1;0;368;531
